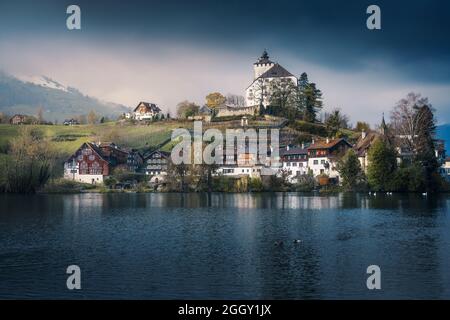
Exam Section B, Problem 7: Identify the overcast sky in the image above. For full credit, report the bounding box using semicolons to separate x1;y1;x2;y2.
1;0;449;125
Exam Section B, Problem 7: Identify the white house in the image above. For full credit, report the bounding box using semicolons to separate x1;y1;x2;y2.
439;157;450;182
279;145;309;182
245;51;298;109
307;138;352;182
131;102;162;120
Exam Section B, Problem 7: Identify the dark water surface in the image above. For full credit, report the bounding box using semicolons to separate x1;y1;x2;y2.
1;193;450;299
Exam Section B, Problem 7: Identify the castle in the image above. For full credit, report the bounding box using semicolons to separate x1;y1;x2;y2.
245;50;298;109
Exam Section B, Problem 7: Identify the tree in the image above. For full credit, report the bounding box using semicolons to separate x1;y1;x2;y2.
391;92;429;153
325;109;348;137
87;110;98;125
206;92;226;109
37;107;44;124
355;121;371;132
268;78;298;119
76;114;87;124
226;94;245;107
297;73;323;122
176;101;200;119
367;138;397;191
337;149;365;191
414;104;440;191
0;112;4;124
5;127;55;193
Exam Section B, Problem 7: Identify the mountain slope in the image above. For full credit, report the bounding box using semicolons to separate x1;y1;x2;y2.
437;124;450;150
0;72;130;122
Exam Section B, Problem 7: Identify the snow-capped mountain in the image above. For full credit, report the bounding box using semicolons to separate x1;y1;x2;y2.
0;71;130;122
17;75;70;92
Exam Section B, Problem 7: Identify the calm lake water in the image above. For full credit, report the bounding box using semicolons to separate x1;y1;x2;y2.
1;192;450;299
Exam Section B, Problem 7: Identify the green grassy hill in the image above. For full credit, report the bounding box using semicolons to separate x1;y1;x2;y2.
0;121;183;158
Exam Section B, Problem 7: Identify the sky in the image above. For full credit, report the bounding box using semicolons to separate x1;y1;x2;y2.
0;0;449;125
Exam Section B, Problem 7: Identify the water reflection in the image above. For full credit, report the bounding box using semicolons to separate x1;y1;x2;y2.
0;192;449;299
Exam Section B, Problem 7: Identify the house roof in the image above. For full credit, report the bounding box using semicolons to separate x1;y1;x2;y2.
280;147;308;156
133;102;161;113
67;142;128;165
199;105;212;114
143;150;171;160
308;138;352;150
260;63;294;79
354;131;380;156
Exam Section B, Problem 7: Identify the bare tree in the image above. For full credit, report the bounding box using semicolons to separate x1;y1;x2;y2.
226;94;246;107
87;110;98;125
391;92;431;153
37;107;44;124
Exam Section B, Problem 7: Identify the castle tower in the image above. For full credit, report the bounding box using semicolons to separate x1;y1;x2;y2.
253;50;274;79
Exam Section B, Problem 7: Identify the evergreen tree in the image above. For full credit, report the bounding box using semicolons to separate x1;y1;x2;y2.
367;138;397;191
414;104;440;191
297;73;323;122
337;149;365;191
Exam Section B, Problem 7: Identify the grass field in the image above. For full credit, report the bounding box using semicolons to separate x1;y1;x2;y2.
0;121;186;158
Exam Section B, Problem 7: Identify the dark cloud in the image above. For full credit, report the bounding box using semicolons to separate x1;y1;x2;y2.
1;0;449;82
1;0;449;123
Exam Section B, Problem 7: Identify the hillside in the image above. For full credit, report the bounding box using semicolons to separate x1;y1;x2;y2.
437;124;450;150
0;72;130;122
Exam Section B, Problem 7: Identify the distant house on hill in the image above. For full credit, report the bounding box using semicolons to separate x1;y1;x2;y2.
9;114;28;125
128;102;162;121
63;142;129;184
63;119;80;126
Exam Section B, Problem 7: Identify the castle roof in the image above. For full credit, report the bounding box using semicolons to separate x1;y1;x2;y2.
260;63;294;79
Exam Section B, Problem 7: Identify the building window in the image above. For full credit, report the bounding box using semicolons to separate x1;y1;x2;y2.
80;162;88;175
313;160;318;165
321;160;325;164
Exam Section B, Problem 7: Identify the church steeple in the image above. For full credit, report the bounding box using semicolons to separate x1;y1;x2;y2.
380;113;388;135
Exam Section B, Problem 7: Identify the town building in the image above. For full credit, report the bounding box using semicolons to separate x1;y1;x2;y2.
245;51;298;110
279;145;308;182
354;115;393;172
127;149;144;172
63;142;129;184
307;138;353;182
142;150;170;176
440;157;450;181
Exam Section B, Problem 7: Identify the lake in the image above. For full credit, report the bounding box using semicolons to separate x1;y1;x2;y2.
1;192;450;299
